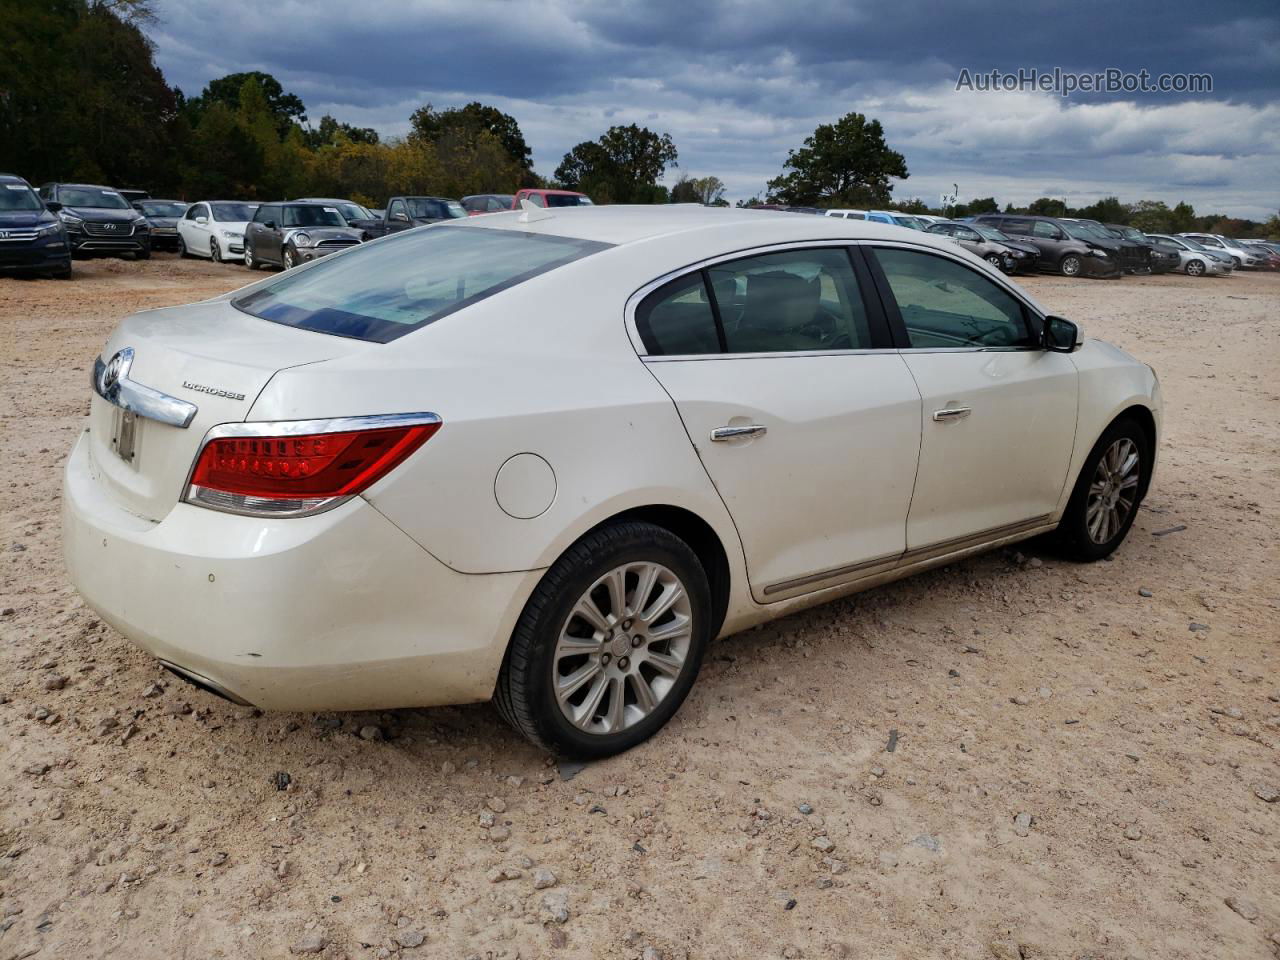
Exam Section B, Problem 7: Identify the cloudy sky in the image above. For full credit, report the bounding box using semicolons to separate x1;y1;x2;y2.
149;0;1279;217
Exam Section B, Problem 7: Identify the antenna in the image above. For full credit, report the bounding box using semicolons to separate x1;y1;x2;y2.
518;198;553;223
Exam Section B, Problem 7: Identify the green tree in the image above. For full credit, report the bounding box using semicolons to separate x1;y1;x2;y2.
1027;197;1068;217
305;115;379;148
1128;200;1172;233
1168;201;1197;232
410;101;533;180
1079;196;1129;224
191;71;307;135
765;112;907;207
187;101;261;196
554;124;678;204
670;175;700;204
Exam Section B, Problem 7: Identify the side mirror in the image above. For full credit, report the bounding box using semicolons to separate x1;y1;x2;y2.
392;212;409;222
1043;315;1083;353
196;216;208;224
263;220;276;230
45;201;62;212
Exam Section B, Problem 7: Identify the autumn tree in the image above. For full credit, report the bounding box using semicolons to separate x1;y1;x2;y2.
766;112;907;207
555;124;677;204
410;102;533;181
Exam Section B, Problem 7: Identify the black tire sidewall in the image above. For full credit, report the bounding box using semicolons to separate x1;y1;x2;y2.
1057;417;1150;560
513;525;711;758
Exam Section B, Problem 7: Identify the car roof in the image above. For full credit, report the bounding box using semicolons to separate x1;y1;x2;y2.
445;203;979;251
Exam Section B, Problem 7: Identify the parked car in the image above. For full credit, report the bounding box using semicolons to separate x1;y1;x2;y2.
117;189;150;205
1060;219;1152;274
1239;239;1280;270
0;172;71;278
38;182;151;260
974;214;1121;278
514;188;593;208
361;197;468;238
462;194;516;215
823;209;867;220
913;214;949;225
865;210;927;230
177;201;259;263
293;198;380;233
925;221;1031;274
63;207;1161;757
1104;225;1180;274
1144;234;1234;277
1179;233;1265;269
244;202;363;270
132;199;189;251
783;206;823;215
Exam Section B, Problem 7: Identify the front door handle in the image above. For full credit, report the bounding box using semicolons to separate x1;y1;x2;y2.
932;406;972;422
711;424;767;442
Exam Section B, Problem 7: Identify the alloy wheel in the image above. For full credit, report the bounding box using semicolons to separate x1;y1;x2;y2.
1186;260;1204;277
1061;255;1082;277
210;238;221;263
1086;437;1140;544
283;248;295;269
552;561;693;736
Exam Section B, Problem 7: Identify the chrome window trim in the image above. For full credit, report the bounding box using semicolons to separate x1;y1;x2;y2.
92;348;198;428
624;238;1047;361
182;412;442;519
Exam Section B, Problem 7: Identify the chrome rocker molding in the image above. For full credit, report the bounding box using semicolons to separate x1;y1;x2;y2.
92;348;198;428
761;514;1056;601
183;412;443;519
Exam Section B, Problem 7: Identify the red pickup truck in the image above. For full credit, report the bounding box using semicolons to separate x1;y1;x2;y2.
512;189;593;209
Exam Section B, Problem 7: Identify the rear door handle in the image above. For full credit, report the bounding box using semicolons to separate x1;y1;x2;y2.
711;424;767;441
932;406;972;422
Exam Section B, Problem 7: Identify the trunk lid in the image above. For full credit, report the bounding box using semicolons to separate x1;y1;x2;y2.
87;299;366;521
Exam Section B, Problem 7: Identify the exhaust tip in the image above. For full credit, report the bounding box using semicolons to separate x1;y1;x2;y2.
159;661;253;706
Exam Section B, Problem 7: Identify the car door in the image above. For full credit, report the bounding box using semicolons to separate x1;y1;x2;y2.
865;244;1078;550
388;199;416;233
952;225;984;256
178;203;200;253
188;203;211;254
254;205;284;262
633;245;923;603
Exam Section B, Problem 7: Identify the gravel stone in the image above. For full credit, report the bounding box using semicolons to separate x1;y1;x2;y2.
1123;826;1143;841
1014;812;1033;837
1253;783;1279;803
290;932;326;954
394;930;426;948
1225;896;1259;922
533;867;558;889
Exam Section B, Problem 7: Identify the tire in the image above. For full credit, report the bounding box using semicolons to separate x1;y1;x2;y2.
50;262;72;279
494;521;712;758
244;246;260;270
282;246;297;270
1049;416;1151;562
1185;259;1205;277
177;235;191;258
1059;254;1083;277
134;247;151;261
209;237;222;263
985;254;1005;272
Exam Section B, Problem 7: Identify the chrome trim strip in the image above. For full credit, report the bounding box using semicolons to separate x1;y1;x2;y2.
182;412;442;519
760;514;1054;598
92;348;198;428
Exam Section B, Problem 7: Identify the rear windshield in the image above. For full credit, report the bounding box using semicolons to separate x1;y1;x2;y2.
233;225;612;343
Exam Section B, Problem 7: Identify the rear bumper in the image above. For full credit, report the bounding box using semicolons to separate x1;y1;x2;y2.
61;429;537;711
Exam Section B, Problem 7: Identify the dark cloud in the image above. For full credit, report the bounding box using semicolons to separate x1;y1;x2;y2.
150;0;1280;216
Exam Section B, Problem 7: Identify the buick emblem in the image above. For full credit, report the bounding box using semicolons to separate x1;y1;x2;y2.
100;348;133;393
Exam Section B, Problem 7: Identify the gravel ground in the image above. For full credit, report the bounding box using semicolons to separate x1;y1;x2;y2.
1;255;1278;960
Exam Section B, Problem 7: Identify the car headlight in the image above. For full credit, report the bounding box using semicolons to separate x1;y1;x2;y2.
132;216;149;228
57;210;83;226
292;232;313;247
1087;248;1110;257
36;220;65;236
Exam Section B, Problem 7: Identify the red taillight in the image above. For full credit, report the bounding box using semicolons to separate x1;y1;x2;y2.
186;419;440;516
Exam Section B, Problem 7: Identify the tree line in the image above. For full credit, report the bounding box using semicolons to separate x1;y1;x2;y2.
1;0;1273;236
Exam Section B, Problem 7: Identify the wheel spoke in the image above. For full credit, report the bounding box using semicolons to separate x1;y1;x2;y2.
572;672;609;726
647;650;684;679
630;672;659;713
603;567;629;620
641;581;685;625
556;660;601;703
603;675;626;732
648;612;692;644
632;564;661;618
571;596;611;634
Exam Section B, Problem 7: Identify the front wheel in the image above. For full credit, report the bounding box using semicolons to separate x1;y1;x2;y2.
1059;254;1083;277
494;521;712;758
209;237;222;263
177;235;191;258
282;246;297;270
133;247;151;261
985;253;1006;272
1185;259;1205;277
244;246;259;270
1049;417;1151;561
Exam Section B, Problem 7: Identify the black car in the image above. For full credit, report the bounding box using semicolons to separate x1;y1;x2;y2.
38;182;151;260
1062;219;1151;274
1106;224;1180;274
974;214;1122;278
133;199;189;251
244;202;363;270
0;173;71;278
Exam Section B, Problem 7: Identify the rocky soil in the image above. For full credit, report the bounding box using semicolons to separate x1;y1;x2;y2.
1;257;1278;959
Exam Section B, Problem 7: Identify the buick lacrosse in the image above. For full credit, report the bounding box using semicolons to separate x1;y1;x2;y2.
63;206;1161;757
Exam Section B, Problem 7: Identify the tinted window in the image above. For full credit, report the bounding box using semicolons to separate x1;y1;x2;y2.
873;248;1034;349
545;194;592;207
488;196;513;211
1032;221;1063;239
58;186;131;209
997;218;1031;235
233;226;612;343
388;200;407;220
708;248;873;353
635;274;721;356
209;202;256;221
255;205;281;224
283;205;344;227
0;183;43;211
138;201;188;217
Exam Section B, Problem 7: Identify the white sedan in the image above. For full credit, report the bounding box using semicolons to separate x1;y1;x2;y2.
176;201;259;262
63;207;1161;757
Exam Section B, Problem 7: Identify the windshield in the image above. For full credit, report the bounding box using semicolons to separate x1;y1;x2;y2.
283;205;346;227
895;216;927;230
60;186;131;209
329;202;371;222
972;225;1010;241
233;226;613;343
1061;222;1101;242
1176;236;1207;252
545;193;593;208
138;201;188;217
1117;227;1144;241
0;183;43;211
210;202;257;221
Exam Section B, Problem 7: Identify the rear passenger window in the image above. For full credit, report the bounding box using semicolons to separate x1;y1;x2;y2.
873;248;1035;349
707;249;872;353
635;274;721;355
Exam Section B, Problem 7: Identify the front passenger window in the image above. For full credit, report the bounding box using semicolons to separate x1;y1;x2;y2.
873;248;1036;349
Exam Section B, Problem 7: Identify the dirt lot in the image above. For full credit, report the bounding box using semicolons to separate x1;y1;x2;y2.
1;255;1278;960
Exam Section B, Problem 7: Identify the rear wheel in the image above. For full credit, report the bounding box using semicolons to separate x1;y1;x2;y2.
1049;417;1151;561
1059;254;1082;277
494;521;711;758
1186;259;1205;277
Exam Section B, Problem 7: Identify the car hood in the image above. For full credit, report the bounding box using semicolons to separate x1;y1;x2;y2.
997;238;1040;255
0;211;58;228
63;206;139;223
